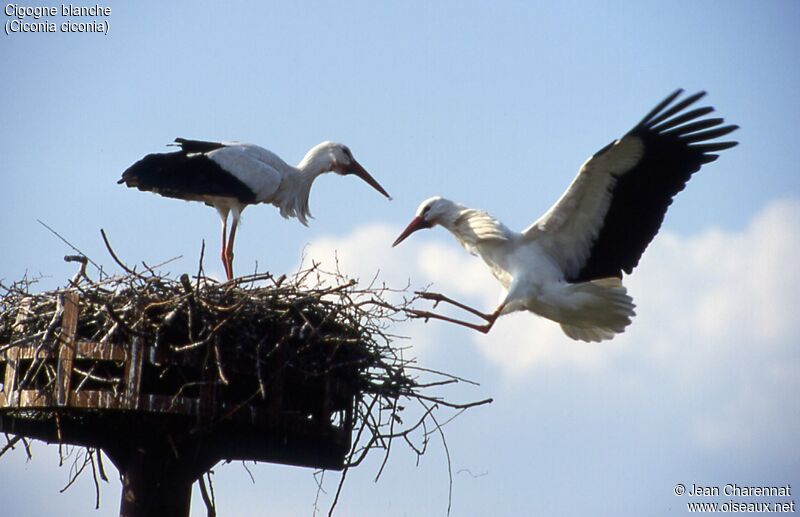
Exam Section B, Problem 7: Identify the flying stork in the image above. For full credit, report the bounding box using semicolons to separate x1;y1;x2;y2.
392;90;738;342
119;139;391;280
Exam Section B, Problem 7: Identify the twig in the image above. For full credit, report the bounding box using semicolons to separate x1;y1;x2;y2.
313;469;327;516
374;395;399;482
327;464;350;517
241;461;255;484
213;338;229;385
37;219;103;273
65;255;90;285
22;437;32;460
426;404;454;517
198;473;217;517
196;239;206;291
89;449;102;509
0;436;22;458
100;228;137;276
96;448;109;482
60;449;92;493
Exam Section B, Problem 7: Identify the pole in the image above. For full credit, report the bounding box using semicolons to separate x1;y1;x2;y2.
108;444;200;517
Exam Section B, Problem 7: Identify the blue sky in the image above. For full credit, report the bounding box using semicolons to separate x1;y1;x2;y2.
2;1;799;516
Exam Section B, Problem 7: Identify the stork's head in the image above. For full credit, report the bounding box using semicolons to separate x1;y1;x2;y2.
305;141;391;199
392;196;459;247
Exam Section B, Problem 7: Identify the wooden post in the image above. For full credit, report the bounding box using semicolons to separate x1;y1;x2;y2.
57;292;79;406
123;337;143;410
2;348;19;407
111;445;195;517
3;298;32;406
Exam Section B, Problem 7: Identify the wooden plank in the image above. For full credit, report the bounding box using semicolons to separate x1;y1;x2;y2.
11;390;108;410
5;347;48;361
8;341;127;362
68;390;121;409
2;357;19;407
123;337;143;410
56;292;79;406
75;341;126;361
19;389;54;407
0;390;197;414
3;299;32;407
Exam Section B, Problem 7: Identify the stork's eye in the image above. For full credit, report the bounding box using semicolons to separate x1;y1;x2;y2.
342;146;352;158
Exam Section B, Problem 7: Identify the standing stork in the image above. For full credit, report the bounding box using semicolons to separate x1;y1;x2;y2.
392;90;738;341
119;139;391;280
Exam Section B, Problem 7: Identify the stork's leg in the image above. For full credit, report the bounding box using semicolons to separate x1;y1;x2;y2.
408;303;504;334
415;291;495;321
219;211;232;280
225;213;240;280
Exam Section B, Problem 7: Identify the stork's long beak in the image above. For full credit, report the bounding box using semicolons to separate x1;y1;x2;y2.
392;216;429;247
350;160;392;200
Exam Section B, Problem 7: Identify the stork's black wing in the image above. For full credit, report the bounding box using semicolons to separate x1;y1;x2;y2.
569;90;738;282
172;137;228;154
118;139;256;203
525;90;738;283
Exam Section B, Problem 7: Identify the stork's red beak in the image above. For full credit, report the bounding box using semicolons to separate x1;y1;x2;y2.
351;160;391;200
392;216;430;247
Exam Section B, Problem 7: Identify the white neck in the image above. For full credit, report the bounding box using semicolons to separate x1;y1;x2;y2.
296;144;336;177
270;145;335;226
443;206;513;249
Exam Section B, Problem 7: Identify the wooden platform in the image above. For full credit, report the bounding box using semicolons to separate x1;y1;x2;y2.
0;291;358;516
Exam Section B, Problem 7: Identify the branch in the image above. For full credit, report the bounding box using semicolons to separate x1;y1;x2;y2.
37;219;103;273
100;228;138;276
198;472;217;517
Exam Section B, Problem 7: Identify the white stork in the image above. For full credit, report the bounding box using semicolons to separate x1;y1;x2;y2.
119;139;391;280
392;90;738;342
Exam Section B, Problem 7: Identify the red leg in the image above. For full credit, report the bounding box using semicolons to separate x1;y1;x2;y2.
220;214;232;280
416;291;496;321
225;213;239;280
408;303;504;334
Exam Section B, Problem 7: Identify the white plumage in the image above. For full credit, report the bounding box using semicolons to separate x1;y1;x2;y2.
393;90;738;341
120;139;391;280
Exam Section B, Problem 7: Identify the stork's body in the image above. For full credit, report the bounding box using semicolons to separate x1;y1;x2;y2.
119;139;390;279
393;90;738;341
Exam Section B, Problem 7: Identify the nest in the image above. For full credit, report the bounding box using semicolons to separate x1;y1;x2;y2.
0;252;491;514
0;266;402;425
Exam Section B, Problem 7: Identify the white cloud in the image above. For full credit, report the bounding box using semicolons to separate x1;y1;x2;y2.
625;199;800;453
302;198;800;453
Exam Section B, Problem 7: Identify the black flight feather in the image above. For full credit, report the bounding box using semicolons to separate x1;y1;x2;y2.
568;91;739;283
118;139;257;204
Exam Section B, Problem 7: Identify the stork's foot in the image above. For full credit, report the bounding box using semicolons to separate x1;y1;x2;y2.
407;308;496;334
414;291;448;308
414;291;494;321
408;308;435;321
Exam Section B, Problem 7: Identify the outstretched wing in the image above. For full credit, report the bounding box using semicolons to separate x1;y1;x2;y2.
524;90;738;282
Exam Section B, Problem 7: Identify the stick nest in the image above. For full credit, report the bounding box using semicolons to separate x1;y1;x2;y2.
2;265;410;413
1;255;491;512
